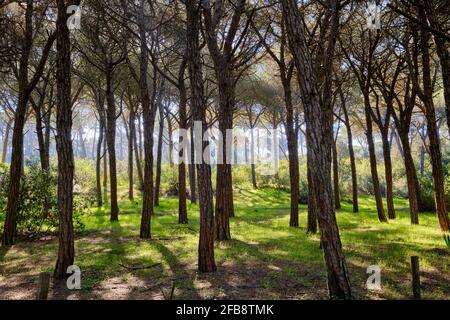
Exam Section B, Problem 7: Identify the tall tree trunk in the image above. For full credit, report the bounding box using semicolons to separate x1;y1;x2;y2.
283;81;299;227
381;130;396;219
138;0;156;239
96;120;104;207
54;0;76;279
3;0;57;245
186;0;216;272
417;13;450;231
342;98;358;212
33;98;50;171
281;0;351;299
133;119;144;191
189;124;197;203
423;2;450;134
154;100;164;207
127;105;135;201
214;64;234;240
103;137;108;204
399;133;420;224
106;70;119;222
364;95;388;223
178;59;188;224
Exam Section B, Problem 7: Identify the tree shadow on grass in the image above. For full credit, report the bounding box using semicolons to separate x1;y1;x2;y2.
150;240;202;300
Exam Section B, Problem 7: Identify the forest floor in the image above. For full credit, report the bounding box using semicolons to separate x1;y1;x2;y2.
0;188;449;300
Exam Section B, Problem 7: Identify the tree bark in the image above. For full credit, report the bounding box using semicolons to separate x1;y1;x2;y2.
281;0;351;299
54;0;77;279
423;1;450;135
178;59;188;224
105;69;119;222
341;97;358;213
381;129;396;220
138;0;157;239
364;95;388;223
3;0;56;245
127;102;135;201
186;0;216;272
154;99;164;207
417;12;450;231
189;123;197;203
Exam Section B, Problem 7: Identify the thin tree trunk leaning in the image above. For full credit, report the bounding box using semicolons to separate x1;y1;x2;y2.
281;0;352;299
341;95;358;213
54;0;77;279
186;0;216;273
154;99;164;207
3;0;56;246
178;58;188;224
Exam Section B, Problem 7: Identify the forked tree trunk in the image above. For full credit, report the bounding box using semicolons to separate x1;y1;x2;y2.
281;0;351;299
423;2;450;135
186;0;216;272
3;0;56;246
54;0;76;279
364;96;388;223
417;14;450;231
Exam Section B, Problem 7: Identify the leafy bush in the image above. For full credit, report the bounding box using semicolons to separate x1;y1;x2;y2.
0;163;92;236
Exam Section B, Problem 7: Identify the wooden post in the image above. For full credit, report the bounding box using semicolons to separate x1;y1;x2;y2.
410;256;421;299
37;272;51;300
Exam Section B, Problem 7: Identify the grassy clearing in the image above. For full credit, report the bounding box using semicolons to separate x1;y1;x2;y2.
0;188;449;300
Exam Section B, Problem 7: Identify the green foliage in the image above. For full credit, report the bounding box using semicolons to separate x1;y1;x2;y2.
444;231;450;249
0;163;93;236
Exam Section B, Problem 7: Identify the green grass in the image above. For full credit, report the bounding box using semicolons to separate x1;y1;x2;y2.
0;187;449;300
